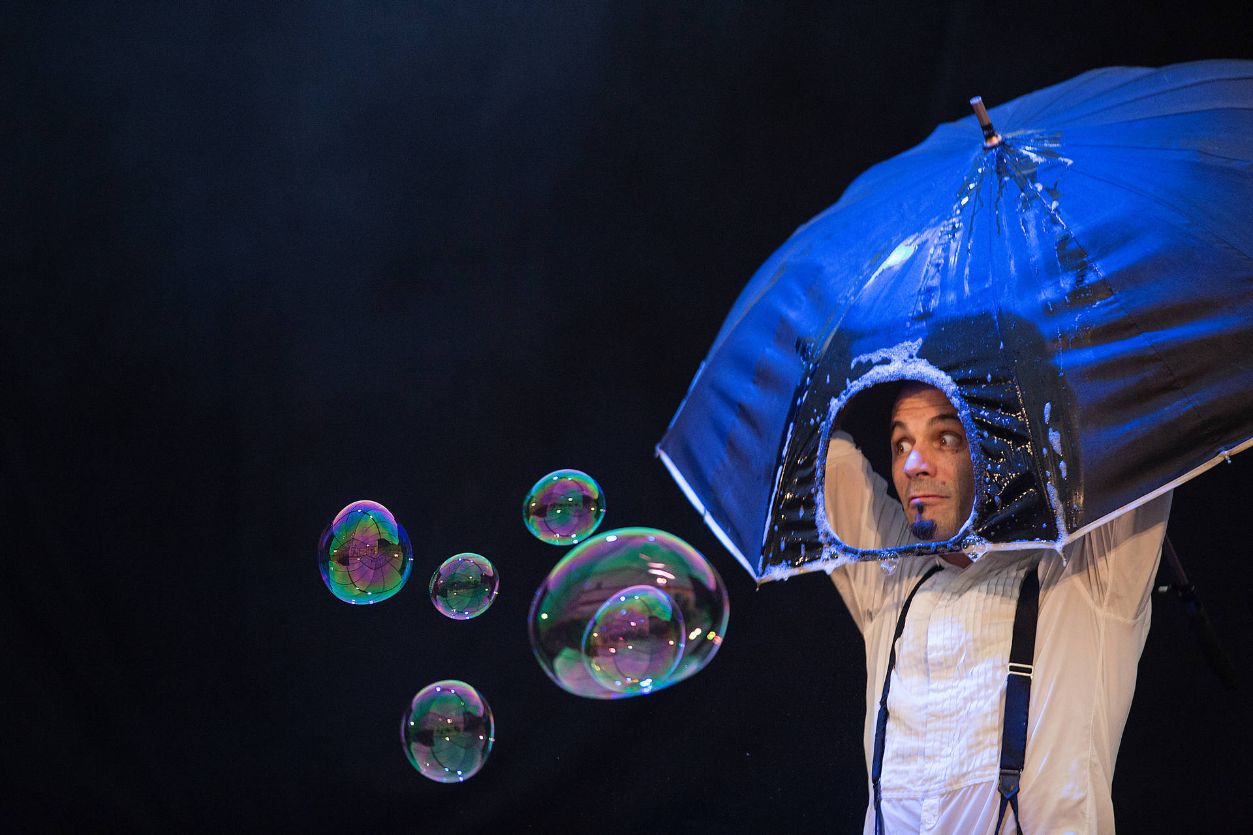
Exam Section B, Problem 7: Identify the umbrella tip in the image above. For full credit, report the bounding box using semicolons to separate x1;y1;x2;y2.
969;96;1002;148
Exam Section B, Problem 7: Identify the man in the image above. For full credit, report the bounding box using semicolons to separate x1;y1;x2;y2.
826;381;1170;834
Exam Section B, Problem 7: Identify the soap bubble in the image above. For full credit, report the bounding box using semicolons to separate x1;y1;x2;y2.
429;553;499;620
528;527;728;699
317;500;412;604
400;680;494;783
522;469;605;545
582;585;685;695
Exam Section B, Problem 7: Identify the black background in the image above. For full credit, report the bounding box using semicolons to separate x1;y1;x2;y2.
6;2;1251;831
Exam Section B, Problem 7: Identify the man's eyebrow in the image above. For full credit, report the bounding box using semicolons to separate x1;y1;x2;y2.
890;413;963;433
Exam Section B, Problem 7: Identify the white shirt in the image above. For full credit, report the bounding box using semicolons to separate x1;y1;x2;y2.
825;433;1170;834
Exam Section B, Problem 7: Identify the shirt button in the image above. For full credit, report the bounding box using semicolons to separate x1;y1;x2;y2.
921;796;939;830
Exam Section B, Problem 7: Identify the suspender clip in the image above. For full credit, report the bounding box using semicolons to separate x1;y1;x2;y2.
1008;662;1033;679
999;767;1022;799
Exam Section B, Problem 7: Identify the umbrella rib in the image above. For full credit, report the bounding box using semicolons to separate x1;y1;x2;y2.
701;150;968;363
1065;436;1253;543
656;447;756;579
1061;104;1253;124
1014;149;1233;491
1010;66;1151;125
1044;78;1253;126
1064;166;1253;261
1060;140;1253;164
698;260;794;368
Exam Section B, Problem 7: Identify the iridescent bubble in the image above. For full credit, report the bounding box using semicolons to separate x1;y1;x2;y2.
400;680;494;783
522;469;605;545
528;527;728;699
317;500;412;604
582;585;685;695
429;553;499;620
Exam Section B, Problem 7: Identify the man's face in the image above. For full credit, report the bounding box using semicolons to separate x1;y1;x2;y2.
889;383;975;541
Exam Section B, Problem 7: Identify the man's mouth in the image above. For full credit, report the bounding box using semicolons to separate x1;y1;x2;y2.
908;491;952;541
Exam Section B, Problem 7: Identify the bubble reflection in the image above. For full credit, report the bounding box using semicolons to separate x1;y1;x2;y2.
429;553;499;620
400;680;494;783
317;500;412;604
522;469;605;545
529;527;728;699
582;585;685;695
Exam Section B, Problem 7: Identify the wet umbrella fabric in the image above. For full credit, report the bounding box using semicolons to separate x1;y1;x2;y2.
658;60;1253;582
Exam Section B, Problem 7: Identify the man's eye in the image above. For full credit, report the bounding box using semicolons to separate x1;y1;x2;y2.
893;440;911;456
939;432;964;448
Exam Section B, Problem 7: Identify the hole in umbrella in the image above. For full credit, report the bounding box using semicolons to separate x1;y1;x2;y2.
820;379;977;553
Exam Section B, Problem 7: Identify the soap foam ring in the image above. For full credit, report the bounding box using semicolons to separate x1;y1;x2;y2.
812;344;985;568
1043;480;1070;560
850;338;924;370
1048;427;1064;457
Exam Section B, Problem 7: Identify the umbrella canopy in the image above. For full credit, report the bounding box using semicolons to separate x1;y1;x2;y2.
658;60;1253;582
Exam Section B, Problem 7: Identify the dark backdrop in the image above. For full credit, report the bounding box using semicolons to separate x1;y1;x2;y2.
6;2;1251;831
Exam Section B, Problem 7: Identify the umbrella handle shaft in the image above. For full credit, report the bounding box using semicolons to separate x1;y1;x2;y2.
1162;536;1188;585
969;96;1002;147
1157;536;1238;690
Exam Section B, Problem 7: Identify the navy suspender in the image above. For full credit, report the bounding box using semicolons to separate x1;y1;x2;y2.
995;567;1040;835
871;565;942;835
870;562;1041;835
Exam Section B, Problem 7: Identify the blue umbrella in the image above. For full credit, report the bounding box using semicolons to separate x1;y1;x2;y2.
658;60;1253;582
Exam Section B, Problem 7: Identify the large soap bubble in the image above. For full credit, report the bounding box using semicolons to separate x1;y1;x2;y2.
400;680;495;783
429;553;499;620
582;584;685;695
528;527;728;699
317;500;412;604
522;469;605;545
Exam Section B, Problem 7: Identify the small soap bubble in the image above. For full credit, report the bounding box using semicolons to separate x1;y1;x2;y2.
522;469;605;545
430;553;499;620
317;500;412;604
582;585;685;695
400;680;494;783
529;527;728;699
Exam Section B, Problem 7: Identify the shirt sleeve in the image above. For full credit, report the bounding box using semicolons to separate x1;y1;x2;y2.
825;430;912;631
1051;491;1173;621
822;430;910;551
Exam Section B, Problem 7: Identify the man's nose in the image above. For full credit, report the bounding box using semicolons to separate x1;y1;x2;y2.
903;448;932;477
